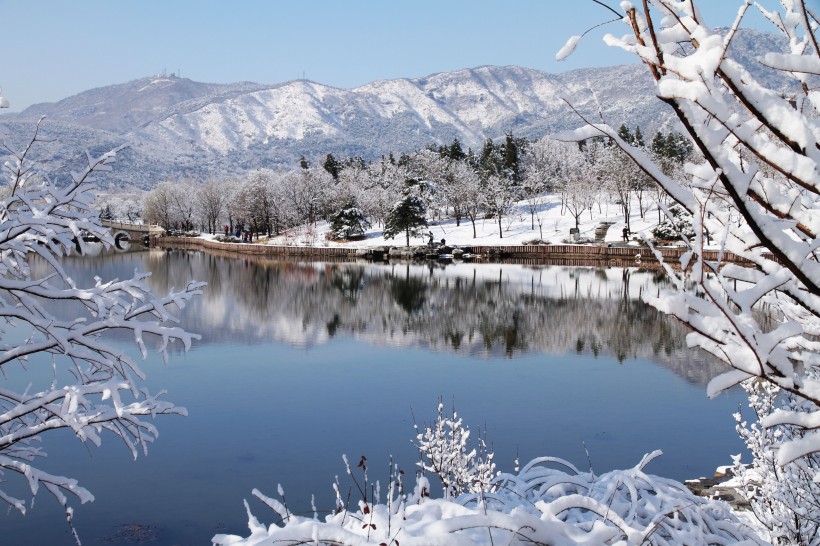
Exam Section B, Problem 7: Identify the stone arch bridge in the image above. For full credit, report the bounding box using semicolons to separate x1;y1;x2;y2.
100;220;165;249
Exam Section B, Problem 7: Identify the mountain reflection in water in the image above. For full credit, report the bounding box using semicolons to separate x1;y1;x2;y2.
65;248;729;387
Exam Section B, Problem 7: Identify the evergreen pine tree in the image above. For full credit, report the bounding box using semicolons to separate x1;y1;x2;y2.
502;132;520;181
329;201;371;240
323;153;340;180
383;179;428;247
633;126;645;147
449;138;466;161
466;147;477;169
347;156;366;170
617;124;633;145
651;131;667;157
666;132;693;163
479;138;498;178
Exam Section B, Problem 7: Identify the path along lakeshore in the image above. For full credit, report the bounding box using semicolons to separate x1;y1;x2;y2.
154;235;750;269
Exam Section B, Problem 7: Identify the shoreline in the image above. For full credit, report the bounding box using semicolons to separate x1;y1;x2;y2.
154;235;749;267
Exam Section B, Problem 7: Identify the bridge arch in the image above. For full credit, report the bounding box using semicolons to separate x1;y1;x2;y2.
113;231;131;250
101;220;165;247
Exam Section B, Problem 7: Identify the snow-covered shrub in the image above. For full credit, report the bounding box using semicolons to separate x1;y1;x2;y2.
733;375;820;545
561;236;594;245
414;400;496;498
215;440;764;545
651;204;694;241
329;204;371;240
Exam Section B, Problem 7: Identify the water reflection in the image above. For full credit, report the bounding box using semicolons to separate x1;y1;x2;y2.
3;247;745;545
64;249;728;387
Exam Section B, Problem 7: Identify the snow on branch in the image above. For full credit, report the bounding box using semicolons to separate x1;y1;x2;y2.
560;0;820;541
0;121;201;542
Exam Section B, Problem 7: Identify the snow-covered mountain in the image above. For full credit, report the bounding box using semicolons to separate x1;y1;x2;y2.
0;29;788;189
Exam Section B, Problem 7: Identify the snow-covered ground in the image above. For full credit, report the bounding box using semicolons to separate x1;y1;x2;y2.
208;193;670;249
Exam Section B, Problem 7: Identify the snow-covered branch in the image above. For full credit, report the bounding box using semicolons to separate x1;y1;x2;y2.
0;122;201;542
561;0;820;539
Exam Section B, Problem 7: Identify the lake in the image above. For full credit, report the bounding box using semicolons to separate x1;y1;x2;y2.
2;248;747;545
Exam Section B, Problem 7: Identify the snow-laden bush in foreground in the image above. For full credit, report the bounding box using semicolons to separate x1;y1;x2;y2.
213;449;764;546
215;403;763;545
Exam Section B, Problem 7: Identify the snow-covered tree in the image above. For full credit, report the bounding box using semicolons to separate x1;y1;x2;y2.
328;202;371;240
222;176;246;233
395;152;439;226
197;178;224;235
112;192;144;223
649;132;693;224
354;158;403;229
448;160;484;238
169;177;198;231
328;162;365;215
94;190;144;224
278;168;329;229
556;140;598;231
596;140;640;230
245;170;281;235
143;178;198;231
0;120;201;541
383;179;428;247
142;180;175;229
560;0;820;538
482;173;518;238
734;377;820;544
521;137;564;235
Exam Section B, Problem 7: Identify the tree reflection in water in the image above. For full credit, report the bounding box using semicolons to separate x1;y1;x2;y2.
63;248;729;387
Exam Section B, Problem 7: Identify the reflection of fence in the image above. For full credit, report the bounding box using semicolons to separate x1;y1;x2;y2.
160;244;360;265
157;237;359;258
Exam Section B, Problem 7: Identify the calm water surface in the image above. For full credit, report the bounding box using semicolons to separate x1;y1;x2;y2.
3;249;746;545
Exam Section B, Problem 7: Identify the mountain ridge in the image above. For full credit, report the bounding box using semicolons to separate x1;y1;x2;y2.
0;28;787;189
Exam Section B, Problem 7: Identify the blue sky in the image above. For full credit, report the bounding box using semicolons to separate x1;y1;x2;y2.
0;0;793;111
